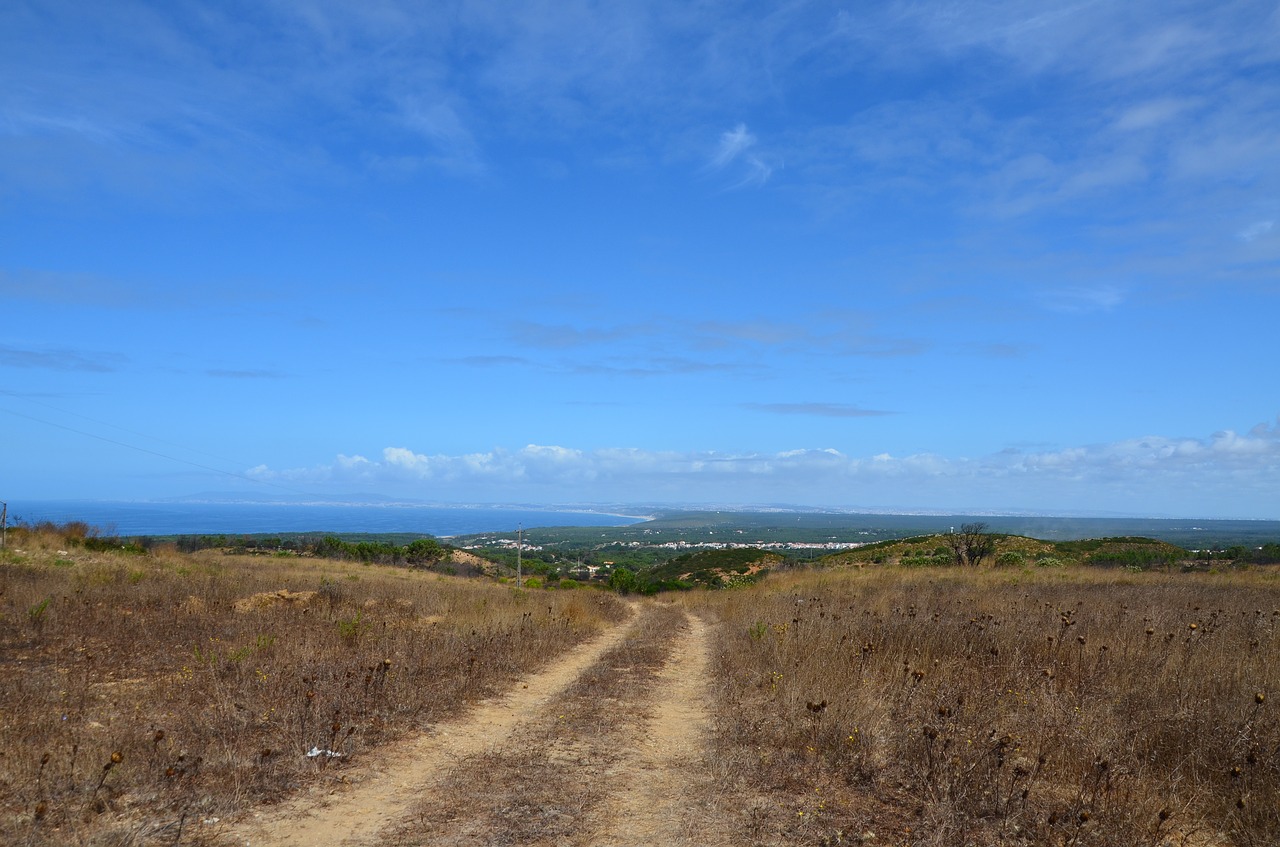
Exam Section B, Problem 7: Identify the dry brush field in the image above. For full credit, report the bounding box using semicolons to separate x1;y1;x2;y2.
2;523;1278;846
0;524;627;846
690;567;1280;846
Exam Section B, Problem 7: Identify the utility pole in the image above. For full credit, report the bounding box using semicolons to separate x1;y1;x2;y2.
0;501;6;549
515;523;522;589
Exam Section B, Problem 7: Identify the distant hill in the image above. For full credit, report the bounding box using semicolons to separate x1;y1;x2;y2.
636;511;1280;549
818;534;1190;570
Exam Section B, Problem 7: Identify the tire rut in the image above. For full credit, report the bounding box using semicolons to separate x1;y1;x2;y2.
224;610;640;847
374;603;729;847
227;603;730;847
590;611;731;846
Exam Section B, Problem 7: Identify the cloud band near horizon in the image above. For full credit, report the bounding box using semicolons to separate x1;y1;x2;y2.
245;420;1280;518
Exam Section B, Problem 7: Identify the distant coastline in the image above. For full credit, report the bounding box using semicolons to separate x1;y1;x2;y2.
9;500;649;537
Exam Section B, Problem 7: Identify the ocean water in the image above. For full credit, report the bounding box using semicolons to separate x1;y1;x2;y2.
10;500;648;538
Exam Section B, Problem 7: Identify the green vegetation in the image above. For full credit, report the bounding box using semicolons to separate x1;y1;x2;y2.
315;535;447;566
645;548;784;589
818;533;1195;572
14;513;1280;597
1203;543;1280;565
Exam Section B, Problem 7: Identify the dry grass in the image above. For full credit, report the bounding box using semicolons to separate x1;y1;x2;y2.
384;601;686;846
0;524;626;846
688;566;1280;846
7;520;1280;847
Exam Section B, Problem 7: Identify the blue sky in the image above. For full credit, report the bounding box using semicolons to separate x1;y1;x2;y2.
3;1;1279;518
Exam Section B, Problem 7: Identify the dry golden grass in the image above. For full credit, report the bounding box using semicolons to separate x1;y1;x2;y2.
383;602;688;846
0;524;626;846
7;521;1280;847
687;565;1280;846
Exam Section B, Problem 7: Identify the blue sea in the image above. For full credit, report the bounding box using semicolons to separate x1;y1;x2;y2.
10;500;649;538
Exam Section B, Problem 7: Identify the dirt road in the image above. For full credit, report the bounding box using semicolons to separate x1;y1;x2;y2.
225;602;729;847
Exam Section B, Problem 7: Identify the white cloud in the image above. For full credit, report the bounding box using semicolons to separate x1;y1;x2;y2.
707;122;772;187
710;123;755;168
244;420;1280;518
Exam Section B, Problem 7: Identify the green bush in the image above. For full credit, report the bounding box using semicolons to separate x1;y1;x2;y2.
607;567;640;594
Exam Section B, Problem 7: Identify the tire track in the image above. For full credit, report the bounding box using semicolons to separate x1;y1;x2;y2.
590;611;732;847
227;603;732;847
378;602;685;846
224;610;639;847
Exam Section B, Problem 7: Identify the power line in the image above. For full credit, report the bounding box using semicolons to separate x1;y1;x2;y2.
0;389;246;467
0;405;316;498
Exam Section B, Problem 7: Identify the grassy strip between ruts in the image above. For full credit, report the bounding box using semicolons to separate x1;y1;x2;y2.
382;602;688;846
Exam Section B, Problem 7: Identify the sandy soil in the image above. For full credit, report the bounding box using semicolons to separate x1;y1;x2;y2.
224;613;639;846
590;612;732;846
223;603;728;847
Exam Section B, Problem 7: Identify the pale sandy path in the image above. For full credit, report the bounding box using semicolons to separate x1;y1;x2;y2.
590;611;733;847
224;613;637;847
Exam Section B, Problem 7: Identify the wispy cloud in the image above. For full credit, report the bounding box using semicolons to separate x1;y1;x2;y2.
567;356;755;378
508;320;654;349
475;311;932;385
0;344;123;373
707;123;772;188
1237;220;1274;242
744;402;893;418
855;2;1278;83
1039;285;1126;314
393;97;485;176
0;268;150;308
695;319;807;347
710;123;756;168
1113;97;1197;132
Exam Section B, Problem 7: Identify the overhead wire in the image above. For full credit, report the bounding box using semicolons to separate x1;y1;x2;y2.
0;397;317;498
0;389;249;468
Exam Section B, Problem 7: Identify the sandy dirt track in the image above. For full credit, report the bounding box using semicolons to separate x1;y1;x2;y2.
590;611;730;847
224;603;727;847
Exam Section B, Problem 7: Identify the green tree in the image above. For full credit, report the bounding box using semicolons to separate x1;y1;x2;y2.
405;538;445;564
607;566;640;594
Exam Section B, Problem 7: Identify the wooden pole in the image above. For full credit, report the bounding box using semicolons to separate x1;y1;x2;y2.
516;523;522;588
